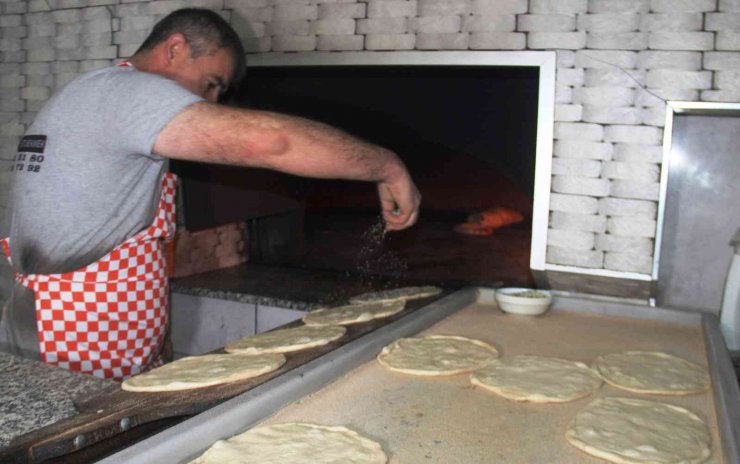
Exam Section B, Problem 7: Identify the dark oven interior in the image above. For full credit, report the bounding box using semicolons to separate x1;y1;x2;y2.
173;64;541;289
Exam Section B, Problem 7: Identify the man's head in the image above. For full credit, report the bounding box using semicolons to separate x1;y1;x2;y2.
133;8;246;102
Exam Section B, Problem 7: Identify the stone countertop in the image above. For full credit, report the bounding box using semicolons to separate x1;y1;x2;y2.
0;352;117;449
171;263;442;310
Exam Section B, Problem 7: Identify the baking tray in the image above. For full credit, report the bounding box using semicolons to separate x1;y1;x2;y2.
99;288;740;464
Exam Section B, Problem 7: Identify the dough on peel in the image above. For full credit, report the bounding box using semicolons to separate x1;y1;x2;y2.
225;325;346;354
121;353;286;392
594;351;710;395
377;335;499;376
190;422;388;464
470;355;603;403
349;286;442;304
565;397;711;464
302;301;406;326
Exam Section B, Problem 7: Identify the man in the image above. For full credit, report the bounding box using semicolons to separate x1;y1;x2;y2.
2;9;420;380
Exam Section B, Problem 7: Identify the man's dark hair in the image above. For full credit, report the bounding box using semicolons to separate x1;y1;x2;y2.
136;8;246;86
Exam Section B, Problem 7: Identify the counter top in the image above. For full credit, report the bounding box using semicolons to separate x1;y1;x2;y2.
0;352;116;449
171;263;442;310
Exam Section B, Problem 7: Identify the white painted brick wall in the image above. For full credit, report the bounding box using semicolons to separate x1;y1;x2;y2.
602;161;659;182
604;125;662;145
596;234;654;255
367;1;417;18
551;211;607;233
462;15;515;32
578;13;640;32
587;32;647;50
604;251;652;273
572;87;634;106
469;32;525;49
717;32;740;51
518;14;576;32
641;13;703;31
554;122;604;141
584;68;645;88
612;143;663;164
311;19;355;35
530;0;587;14
471;0;527;15
550;192;599;214
357;18;407;34
649;32;714;51
317;34;363;51
721;0;740;11
547;246;604;268
318;3;366;19
650;0;717;13
607;216;657;238
582;105;642;125
528;32;586;50
645;70;712;89
599;197;657;217
418;0;469;16
365;33;415;50
551;157;602;177
547;228;595;250
610;180;660;201
588;0;650;14
555;104;583;121
552;176;610;197
636;51;702;70
575;50;637;69
705;52;740;70
408;16;461;34
416;33;469;49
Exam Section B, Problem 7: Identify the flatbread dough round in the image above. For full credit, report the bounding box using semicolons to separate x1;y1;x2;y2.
121;353;286;392
190;422;387;464
302;301;406;326
225;325;347;354
349;286;442;304
565;397;711;464
470;355;603;403
377;335;499;376
594;351;710;395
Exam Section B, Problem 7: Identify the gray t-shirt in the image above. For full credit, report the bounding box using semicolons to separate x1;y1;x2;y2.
9;65;203;274
2;65;203;358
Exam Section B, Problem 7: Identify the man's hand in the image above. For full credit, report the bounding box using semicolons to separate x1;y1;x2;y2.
378;169;421;231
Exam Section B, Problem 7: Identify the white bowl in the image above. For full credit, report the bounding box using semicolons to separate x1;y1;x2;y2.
495;287;552;316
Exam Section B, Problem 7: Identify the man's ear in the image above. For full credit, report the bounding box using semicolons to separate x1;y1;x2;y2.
163;33;190;65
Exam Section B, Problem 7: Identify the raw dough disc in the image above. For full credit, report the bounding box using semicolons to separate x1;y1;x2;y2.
302;301;406;326
225;325;347;354
349;286;442;304
470;355;603;403
565;397;711;464
121;353;286;392
594;351;710;395
377;335;499;376
190;422;388;464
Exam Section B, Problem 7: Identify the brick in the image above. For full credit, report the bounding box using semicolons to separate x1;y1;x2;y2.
612;143;663;164
596;234;654;254
704;52;740;70
634;87;698;106
27;47;55;62
0;15;23;29
573;87;634;106
552;157;602;177
575;50;637;69
416;33;469;49
641;13;703;31
114;30;150;45
641;106;667;127
268;20;311;36
357;18;408;34
469;32;525;49
365;33;415;50
607;216;656;238
274;4;318;21
367;1;417;18
552;176;610;197
636;51;701;70
550;192;600;214
584;68;645;88
548;228;596;250
717;32;740;50
604;125;662;144
531;0;587;13
555;104;584;121
599;197;657;217
0;122;24;136
518;14;576;32
645;69;712;89
0;38;21;52
602;161;659;182
557;50;577;68
587;32;648;50
409;16;461;34
649;32;714;51
471;0;527;15
311;19;356;35
650;0;717;13
604;251;653;274
721;0;740;11
52;9;81;23
558;68;585;86
119;15;157;31
272;35;317;51
26;74;52;87
578;13;640;31
716;71;740;89
701;90;740;101
462;15;515;32
554;122;605;141
20;86;51;101
3;2;28;14
80;59;112;72
528;32;586;50
0;99;24;112
318;3;366;18
588;0;650;13
546;246;604;268
418;0;470;16
243;37;272;53
551;211;608;233
582;106;642;125
28;23;56;38
610;179;660;201
556;84;572;104
51;61;79;73
555;140;613;160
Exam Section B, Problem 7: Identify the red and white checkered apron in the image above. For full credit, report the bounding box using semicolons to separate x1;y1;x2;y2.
1;173;177;381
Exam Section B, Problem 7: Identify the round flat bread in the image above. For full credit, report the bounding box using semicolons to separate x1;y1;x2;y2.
302;301;406;326
377;335;499;376
349;286;442;305
594;351;710;395
566;397;711;464
121;353;286;392
190;422;387;464
470;355;603;403
225;325;346;355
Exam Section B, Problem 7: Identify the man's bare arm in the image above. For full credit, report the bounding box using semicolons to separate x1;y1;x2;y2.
153;102;420;230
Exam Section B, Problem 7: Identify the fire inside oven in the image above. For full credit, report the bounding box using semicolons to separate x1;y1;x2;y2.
172;64;540;288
